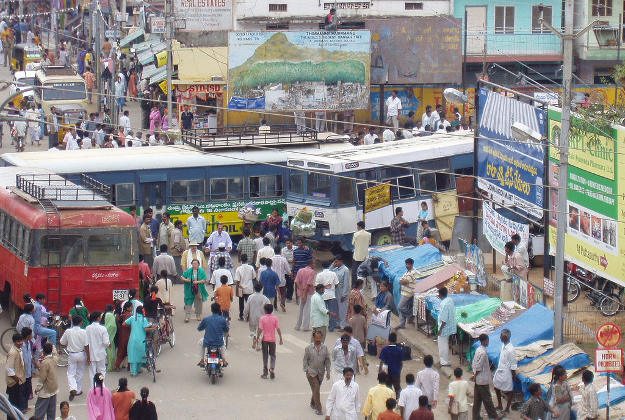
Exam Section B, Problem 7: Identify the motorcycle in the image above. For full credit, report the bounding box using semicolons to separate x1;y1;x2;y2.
204;347;223;384
566;262;622;316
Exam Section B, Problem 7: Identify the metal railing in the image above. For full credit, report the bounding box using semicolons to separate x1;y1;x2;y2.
15;173;111;201
182;127;320;149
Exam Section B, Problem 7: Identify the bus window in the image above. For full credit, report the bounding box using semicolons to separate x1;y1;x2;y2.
16;225;23;257
381;167;415;200
22;229;30;259
337;178;354;205
114;183;135;207
0;212;5;240
41;235;84;266
210;177;243;200
87;233;132;265
288;170;306;195
436;173;452;190
356;181;377;206
417;159;452;194
43;82;86;101
308;173;331;199
9;219;17;251
171;179;205;203
250;175;283;198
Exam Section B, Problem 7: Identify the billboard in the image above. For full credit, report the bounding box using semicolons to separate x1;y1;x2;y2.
174;0;233;31
548;109;624;287
477;88;547;219
366;17;462;85
227;31;371;111
483;202;530;255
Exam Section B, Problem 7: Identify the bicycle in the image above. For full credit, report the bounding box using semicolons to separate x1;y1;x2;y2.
157;305;175;350
1;315;69;367
144;336;158;383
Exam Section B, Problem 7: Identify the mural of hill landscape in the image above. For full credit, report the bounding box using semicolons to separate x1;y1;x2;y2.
228;31;371;111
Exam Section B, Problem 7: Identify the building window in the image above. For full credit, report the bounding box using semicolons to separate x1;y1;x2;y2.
532;5;552;33
592;0;612;16
268;3;287;12
495;6;515;34
266;23;289;30
405;2;423;10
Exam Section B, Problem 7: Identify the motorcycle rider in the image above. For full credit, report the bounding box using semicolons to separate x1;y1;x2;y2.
197;302;229;368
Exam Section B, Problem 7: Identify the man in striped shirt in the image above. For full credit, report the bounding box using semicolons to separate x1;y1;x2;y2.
237;228;257;267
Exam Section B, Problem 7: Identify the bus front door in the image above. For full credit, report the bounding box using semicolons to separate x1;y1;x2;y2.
141;182;166;213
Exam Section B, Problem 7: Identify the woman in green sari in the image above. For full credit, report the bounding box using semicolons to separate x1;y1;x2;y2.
104;304;117;371
181;258;209;322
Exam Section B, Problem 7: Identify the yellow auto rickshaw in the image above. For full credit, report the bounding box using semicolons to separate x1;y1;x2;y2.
11;44;42;72
56;103;87;146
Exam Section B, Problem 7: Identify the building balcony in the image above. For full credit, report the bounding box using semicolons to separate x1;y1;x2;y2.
463;32;562;62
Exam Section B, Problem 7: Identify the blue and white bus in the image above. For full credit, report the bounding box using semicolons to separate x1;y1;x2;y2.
285;132;474;250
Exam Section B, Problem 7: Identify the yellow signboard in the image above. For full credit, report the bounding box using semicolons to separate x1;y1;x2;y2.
159;80;168;95
432;190;459;242
364;184;391;213
155;51;167;68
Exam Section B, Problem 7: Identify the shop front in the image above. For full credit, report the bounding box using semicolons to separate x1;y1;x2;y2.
174;81;226;133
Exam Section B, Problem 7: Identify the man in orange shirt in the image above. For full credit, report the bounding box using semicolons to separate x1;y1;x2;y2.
214;275;234;320
83;67;96;104
378;398;403;420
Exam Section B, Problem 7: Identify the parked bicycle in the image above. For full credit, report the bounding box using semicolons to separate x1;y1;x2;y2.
1;315;70;366
144;336;158;383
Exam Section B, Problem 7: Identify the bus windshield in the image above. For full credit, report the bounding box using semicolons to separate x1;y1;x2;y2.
36;228;134;266
43;82;86;101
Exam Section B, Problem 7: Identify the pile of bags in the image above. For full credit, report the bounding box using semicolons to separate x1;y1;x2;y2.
291;207;315;237
238;202;262;223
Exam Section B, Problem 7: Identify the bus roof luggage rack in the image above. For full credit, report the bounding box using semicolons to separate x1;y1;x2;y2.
14;173;112;208
182;127;326;150
40;65;77;76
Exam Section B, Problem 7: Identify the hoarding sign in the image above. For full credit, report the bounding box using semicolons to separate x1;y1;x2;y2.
548;109;624;287
477;88;547;219
228;31;370;111
174;0;233;31
482;202;529;255
364;184;390;213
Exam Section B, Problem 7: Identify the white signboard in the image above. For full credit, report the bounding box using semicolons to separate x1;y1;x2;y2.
482;202;529;255
151;17;166;34
174;0;233;31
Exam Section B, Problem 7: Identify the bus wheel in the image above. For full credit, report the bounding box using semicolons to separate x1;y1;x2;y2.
372;229;392;247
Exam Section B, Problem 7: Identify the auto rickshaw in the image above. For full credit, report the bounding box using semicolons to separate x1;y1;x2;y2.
56;103;87;147
11;43;42;72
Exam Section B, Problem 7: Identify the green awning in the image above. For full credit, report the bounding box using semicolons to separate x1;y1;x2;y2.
119;29;145;48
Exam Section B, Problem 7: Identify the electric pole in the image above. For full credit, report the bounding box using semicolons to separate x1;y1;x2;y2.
94;3;102;112
539;1;596;348
166;0;173;127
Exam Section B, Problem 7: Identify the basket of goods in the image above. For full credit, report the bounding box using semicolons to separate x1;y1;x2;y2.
291;207;315;237
238;202;262;222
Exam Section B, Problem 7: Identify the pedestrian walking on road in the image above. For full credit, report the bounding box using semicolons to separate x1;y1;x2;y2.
124;307;155;376
311;284;334;343
235;254;255;320
152;244;176;281
379;332;404;395
56;400;77;420
415;355;439;409
396;258;418;329
362;371;396;420
330;255;350;328
347;279;367;322
331;335;358;384
129;387;158;420
34;342;58;420
325;367;360;420
243;283;270;349
86;373;114;420
112;377;135;420
303;330;331;416
448;367;471;420
272;246;290;312
295;259;316;331
315;261;340;332
493;328;517;413
378;398;403;420
437;286;456;366
114;302;133;371
104;306;117;372
408;396;434;420
471;334;500;420
258;303;283;379
60;316;89;402
85;312;111;383
181;259;209;322
398;374;423;420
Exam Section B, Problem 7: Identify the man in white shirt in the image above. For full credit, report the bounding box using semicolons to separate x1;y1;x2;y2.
382;127;396;142
235;254;256;320
385;90;402;131
85;312;110;383
256;237;275;266
315;261;340;332
210;258;234;291
511;233;529;268
206;223;233;255
64;128;79;150
186;206;207;246
133;132;144;146
493;328;517;413
326;367;361;419
60;315;90;400
363;127;378;145
119;110;131;134
430;104;442;132
152;244;177;279
351;221;371;287
398;373;423;420
258;119;270;134
271;247;291;312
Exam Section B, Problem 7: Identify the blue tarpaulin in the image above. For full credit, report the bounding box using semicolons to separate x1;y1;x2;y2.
371;244;442;306
473;303;554;366
516;352;592;399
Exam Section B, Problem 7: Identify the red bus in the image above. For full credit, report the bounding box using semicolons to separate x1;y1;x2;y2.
0;168;138;322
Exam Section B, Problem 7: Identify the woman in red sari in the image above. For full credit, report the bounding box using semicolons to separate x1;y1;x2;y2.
113;301;133;371
128;70;138;100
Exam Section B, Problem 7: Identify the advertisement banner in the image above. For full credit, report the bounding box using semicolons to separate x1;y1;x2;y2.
228;31;370;111
174;0;233;31
482;202;530;255
548;108;624;287
366;17;462;85
364;184;390;213
512;274;544;308
477;88;547;219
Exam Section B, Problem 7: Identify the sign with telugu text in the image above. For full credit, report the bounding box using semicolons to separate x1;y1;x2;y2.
595;348;623;372
482;202;530;255
364;184;391;213
176;84;223;101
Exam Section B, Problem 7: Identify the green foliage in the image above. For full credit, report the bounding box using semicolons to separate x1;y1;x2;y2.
232;60;366;93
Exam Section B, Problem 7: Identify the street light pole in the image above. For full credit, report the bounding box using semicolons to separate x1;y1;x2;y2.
166;0;173;127
539;1;596;347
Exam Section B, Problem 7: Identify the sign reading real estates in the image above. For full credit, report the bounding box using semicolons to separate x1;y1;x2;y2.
548;108;625;288
174;0;233;31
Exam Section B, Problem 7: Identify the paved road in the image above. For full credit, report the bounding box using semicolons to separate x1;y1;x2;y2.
0;286;449;420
